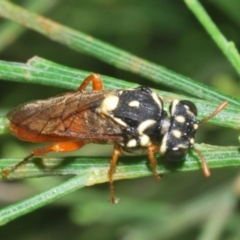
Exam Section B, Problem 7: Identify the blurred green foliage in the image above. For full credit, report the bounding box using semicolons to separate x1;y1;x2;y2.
0;0;240;240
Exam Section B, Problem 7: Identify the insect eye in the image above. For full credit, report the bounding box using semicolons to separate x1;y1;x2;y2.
180;100;197;116
165;147;187;162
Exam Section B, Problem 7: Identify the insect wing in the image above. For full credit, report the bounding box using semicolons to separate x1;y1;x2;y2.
7;90;124;143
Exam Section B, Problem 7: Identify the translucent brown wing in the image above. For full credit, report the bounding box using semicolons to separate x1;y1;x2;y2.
7;90;124;143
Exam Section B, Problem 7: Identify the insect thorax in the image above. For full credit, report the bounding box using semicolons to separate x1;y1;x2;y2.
97;86;168;150
97;86;199;161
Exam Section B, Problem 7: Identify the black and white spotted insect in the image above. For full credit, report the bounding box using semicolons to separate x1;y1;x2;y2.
5;74;228;203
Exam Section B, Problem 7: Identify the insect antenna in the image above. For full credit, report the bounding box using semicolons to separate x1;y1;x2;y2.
193;101;228;177
2;153;34;178
199;101;228;124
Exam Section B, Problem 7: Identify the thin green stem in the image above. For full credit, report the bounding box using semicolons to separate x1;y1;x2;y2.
0;172;90;225
0;57;239;131
0;144;239;224
1;144;240;181
0;0;58;52
0;0;239;107
185;0;240;76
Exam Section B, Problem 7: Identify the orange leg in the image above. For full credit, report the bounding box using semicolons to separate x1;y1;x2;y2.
147;144;161;180
108;146;121;204
78;73;104;91
2;141;85;177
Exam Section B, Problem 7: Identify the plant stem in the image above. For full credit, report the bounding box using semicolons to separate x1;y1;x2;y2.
185;0;240;76
0;172;90;225
0;0;239;107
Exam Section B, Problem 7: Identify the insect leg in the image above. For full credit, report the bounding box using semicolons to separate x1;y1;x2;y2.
78;73;104;91
2;141;86;177
147;144;161;180
108;146;121;204
192;101;228;177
